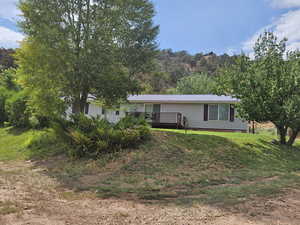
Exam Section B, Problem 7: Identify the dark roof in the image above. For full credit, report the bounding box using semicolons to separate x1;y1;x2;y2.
128;95;239;104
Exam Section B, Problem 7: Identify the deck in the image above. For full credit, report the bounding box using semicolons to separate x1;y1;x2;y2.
128;112;186;129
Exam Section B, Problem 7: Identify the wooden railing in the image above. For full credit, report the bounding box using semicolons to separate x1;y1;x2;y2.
127;112;186;128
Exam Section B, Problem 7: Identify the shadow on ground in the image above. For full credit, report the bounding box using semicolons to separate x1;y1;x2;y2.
24;130;300;217
6;127;30;136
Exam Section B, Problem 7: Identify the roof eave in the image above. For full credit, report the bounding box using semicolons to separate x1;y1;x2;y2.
128;100;239;104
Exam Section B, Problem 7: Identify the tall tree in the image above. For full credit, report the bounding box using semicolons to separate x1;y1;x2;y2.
16;0;158;116
216;31;300;146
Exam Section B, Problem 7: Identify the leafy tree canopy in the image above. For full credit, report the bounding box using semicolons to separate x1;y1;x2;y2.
216;31;300;146
17;0;159;116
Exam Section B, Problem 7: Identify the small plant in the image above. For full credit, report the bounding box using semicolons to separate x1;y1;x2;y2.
53;114;150;159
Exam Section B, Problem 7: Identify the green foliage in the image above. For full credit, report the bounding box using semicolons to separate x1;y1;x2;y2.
28;115;51;129
0;48;16;72
216;31;300;145
0;68;19;91
53;114;150;159
0;68;33;128
0;88;8;126
144;50;237;93
6;92;30;128
114;115;148;129
139;71;173;94
175;72;216;94
17;0;158;115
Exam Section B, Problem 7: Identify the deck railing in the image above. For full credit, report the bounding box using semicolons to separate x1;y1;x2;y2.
127;112;186;128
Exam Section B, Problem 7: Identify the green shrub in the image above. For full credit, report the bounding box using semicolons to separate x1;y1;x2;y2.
137;125;151;140
115;115;148;129
95;140;109;153
52;114;150;159
6;92;30;128
67;129;93;158
0;94;7;126
32;115;51;129
121;128;140;148
70;113;97;133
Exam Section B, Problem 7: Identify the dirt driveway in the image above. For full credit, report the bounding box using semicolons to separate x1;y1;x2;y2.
0;161;300;225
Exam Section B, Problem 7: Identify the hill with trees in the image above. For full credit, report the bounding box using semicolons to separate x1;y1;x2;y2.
139;50;238;93
0;47;238;95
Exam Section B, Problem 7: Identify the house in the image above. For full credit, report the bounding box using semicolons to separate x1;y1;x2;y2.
127;95;247;132
71;94;248;132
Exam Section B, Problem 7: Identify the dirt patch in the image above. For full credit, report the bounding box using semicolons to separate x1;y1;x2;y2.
237;189;300;225
256;122;276;129
0;161;300;225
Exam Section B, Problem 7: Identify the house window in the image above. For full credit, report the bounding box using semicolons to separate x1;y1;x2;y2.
208;104;229;121
102;107;105;115
145;104;153;113
209;104;218;120
116;110;120;116
219;104;229;120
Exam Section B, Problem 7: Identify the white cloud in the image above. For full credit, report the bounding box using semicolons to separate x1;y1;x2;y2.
269;0;300;9
0;26;24;48
243;9;300;54
0;0;20;21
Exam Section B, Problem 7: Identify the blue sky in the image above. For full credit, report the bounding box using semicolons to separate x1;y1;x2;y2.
1;0;300;55
152;0;286;54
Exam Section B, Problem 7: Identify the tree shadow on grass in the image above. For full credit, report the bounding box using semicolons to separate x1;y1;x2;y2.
6;127;30;136
28;131;300;218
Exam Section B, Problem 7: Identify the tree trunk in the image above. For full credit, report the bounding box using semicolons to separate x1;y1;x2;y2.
79;91;88;113
287;128;300;146
277;126;287;145
72;91;88;114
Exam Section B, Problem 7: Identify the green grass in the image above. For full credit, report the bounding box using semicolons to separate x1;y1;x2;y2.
1;127;300;207
0;127;67;161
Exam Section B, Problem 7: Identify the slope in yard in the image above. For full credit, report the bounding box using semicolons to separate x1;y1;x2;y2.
0;127;300;224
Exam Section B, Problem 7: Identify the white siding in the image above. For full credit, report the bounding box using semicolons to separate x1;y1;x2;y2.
159;112;178;123
88;104;102;118
66;104;125;124
160;103;247;130
66;102;247;131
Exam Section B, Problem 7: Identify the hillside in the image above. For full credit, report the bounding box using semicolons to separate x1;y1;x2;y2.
1;127;300;224
157;50;237;77
139;50;238;93
0;48;237;94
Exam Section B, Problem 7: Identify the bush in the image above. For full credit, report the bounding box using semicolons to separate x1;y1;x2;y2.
53;114;150;159
0;87;11;126
115;115;148;129
0;94;7;126
32;115;51;129
6;92;30;128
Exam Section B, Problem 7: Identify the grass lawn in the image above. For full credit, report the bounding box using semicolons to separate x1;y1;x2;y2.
1;127;300;207
0;127;67;161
